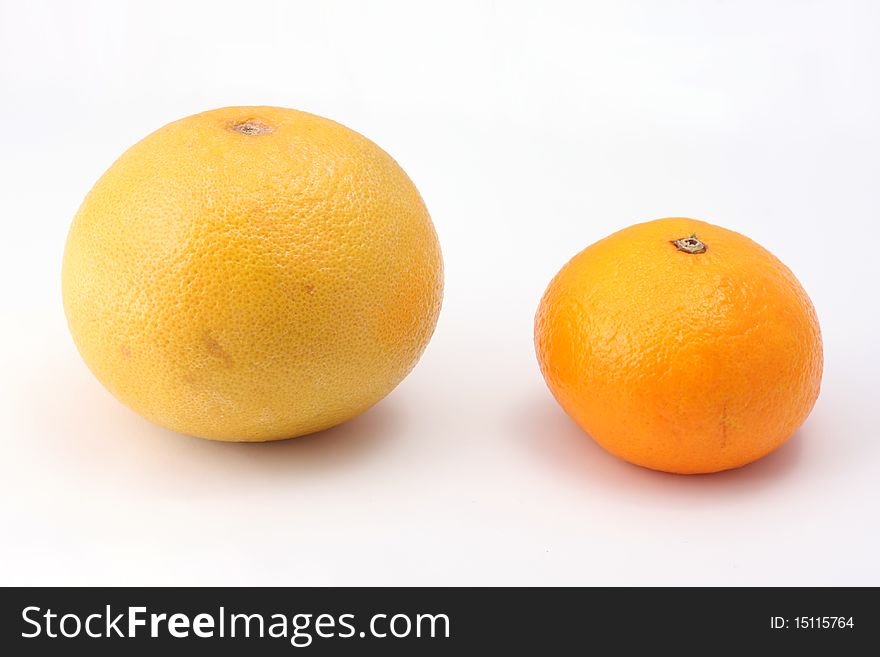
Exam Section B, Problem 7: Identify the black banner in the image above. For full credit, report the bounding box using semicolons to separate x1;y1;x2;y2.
0;587;874;654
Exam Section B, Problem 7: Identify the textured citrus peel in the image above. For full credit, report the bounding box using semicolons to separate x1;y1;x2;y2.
672;233;707;254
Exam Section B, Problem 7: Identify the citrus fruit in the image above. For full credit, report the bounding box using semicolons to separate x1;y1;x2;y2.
534;217;822;474
62;106;443;441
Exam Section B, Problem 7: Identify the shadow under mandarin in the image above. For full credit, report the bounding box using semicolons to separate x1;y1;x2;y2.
510;393;806;504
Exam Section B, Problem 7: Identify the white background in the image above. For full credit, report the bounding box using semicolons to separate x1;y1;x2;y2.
2;0;878;586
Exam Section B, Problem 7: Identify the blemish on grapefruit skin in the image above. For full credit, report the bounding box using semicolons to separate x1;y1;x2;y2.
230;120;274;135
305;285;315;295
204;335;232;366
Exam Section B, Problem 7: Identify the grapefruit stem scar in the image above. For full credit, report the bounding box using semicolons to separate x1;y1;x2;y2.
672;233;707;254
230;120;275;135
